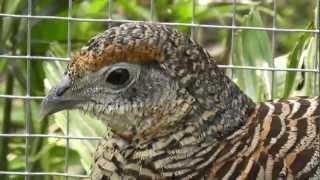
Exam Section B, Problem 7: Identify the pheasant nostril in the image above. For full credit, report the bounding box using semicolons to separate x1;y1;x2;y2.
55;75;71;96
56;85;70;96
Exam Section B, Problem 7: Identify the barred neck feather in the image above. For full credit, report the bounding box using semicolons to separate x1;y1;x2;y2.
92;96;320;179
91;80;257;179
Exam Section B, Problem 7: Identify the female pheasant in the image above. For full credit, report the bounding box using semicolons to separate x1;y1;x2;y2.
41;23;320;179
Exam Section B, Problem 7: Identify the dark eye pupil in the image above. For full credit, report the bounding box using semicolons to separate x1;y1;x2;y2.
106;68;130;85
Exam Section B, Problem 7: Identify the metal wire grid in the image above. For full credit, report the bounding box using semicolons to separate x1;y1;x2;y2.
0;0;318;179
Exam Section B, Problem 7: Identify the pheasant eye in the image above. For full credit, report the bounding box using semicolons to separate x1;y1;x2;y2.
106;68;130;85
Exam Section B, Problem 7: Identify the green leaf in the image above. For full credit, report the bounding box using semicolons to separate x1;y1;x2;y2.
298;36;317;96
1;0;26;42
283;24;313;97
115;0;150;20
233;8;272;101
30;61;45;96
0;60;7;73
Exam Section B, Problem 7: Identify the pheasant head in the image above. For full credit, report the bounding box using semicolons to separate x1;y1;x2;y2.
41;23;255;142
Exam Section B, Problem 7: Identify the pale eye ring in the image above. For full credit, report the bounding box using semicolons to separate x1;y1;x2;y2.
106;68;130;85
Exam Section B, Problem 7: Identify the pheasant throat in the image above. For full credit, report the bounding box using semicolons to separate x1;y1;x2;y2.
105;105;255;179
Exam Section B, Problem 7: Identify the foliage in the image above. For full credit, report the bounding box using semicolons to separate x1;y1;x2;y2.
233;8;273;101
0;0;318;179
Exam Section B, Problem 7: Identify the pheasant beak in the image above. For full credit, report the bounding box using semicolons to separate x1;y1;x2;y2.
40;75;84;119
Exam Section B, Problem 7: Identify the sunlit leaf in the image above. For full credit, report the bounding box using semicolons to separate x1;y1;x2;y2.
283;24;313;97
233;8;272;101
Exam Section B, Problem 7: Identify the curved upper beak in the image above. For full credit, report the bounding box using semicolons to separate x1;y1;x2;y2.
40;75;83;119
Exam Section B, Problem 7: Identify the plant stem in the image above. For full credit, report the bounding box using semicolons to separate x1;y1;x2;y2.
0;0;5;51
30;117;48;178
0;73;14;180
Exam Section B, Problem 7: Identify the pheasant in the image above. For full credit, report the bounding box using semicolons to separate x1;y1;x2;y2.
40;23;320;179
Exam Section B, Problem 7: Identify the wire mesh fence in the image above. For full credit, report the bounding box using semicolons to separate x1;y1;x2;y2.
0;0;319;179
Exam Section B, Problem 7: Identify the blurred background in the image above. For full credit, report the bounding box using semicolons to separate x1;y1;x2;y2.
0;0;319;179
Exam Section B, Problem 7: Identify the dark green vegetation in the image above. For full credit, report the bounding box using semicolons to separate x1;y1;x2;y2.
0;0;318;179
